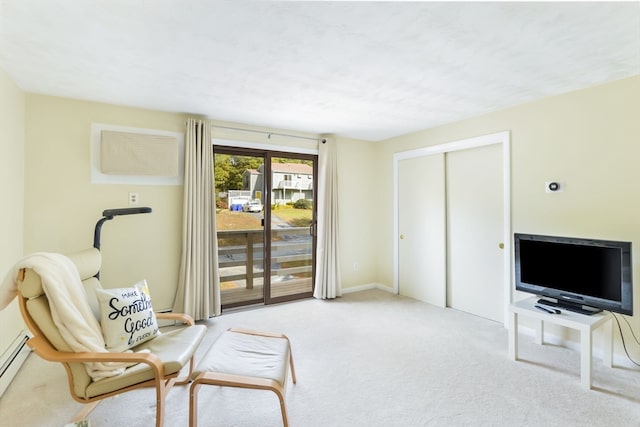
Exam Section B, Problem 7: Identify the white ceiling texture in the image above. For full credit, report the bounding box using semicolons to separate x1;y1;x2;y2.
0;1;638;141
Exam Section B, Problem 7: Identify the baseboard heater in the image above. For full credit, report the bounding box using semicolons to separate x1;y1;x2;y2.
0;332;31;398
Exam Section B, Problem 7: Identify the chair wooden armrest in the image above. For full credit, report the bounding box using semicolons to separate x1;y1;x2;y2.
27;335;165;378
156;312;196;326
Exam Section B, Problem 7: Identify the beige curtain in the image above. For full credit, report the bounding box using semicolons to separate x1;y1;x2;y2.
313;136;342;299
173;118;220;319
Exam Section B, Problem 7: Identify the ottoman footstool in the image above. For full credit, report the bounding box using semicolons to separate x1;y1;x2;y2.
189;328;296;427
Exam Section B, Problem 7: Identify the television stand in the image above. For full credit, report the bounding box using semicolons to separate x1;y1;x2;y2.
508;296;613;390
536;298;603;316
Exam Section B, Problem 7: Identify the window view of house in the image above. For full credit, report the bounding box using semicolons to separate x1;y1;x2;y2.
214;152;315;308
271;163;313;207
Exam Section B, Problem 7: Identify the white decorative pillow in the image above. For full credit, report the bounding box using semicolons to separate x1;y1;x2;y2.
95;280;160;351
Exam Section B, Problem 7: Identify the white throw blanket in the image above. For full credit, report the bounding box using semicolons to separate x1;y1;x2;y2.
0;252;134;381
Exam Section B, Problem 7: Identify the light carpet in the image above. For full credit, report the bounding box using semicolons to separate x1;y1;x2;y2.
0;290;638;427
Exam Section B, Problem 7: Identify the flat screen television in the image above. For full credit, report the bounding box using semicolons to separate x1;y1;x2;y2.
514;233;633;315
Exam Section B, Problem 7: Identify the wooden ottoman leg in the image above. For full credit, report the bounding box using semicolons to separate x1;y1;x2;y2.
288;344;297;384
189;379;203;427
274;388;289;427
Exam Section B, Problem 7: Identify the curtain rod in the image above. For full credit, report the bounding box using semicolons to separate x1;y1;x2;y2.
212;124;324;143
185;121;325;143
184;122;327;144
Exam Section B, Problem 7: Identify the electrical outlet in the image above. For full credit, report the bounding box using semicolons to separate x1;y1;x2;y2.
129;192;139;205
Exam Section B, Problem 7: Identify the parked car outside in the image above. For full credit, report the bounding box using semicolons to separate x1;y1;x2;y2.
242;199;263;212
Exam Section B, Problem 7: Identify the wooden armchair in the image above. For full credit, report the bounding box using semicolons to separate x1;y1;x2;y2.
15;248;207;427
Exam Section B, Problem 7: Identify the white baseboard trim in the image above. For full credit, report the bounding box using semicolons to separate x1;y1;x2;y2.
0;331;31;398
342;283;395;294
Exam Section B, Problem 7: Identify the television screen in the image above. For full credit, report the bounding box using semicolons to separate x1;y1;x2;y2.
514;233;633;315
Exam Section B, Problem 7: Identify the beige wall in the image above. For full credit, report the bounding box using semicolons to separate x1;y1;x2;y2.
24;95;188;309
336;137;379;288
23;95;377;309
0;68;26;357
376;75;640;357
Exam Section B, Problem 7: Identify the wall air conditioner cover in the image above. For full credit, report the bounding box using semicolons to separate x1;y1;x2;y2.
100;130;179;177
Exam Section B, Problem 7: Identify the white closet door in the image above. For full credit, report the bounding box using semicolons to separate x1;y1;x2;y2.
446;143;504;322
398;154;446;306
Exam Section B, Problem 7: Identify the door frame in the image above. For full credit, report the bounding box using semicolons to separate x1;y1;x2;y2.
392;131;511;326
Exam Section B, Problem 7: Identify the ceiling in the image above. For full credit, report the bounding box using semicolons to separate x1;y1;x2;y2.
1;1;638;141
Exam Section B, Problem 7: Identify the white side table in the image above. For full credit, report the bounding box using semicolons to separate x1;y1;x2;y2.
508;296;613;390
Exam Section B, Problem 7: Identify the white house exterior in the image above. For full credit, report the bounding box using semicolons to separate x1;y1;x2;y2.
269;163;313;205
242;163;313;206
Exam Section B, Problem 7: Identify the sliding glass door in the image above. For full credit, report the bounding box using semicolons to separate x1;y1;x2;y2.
268;155;316;302
214;146;317;309
214;149;265;308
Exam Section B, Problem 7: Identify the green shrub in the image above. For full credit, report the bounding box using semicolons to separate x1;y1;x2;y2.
293;199;312;209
